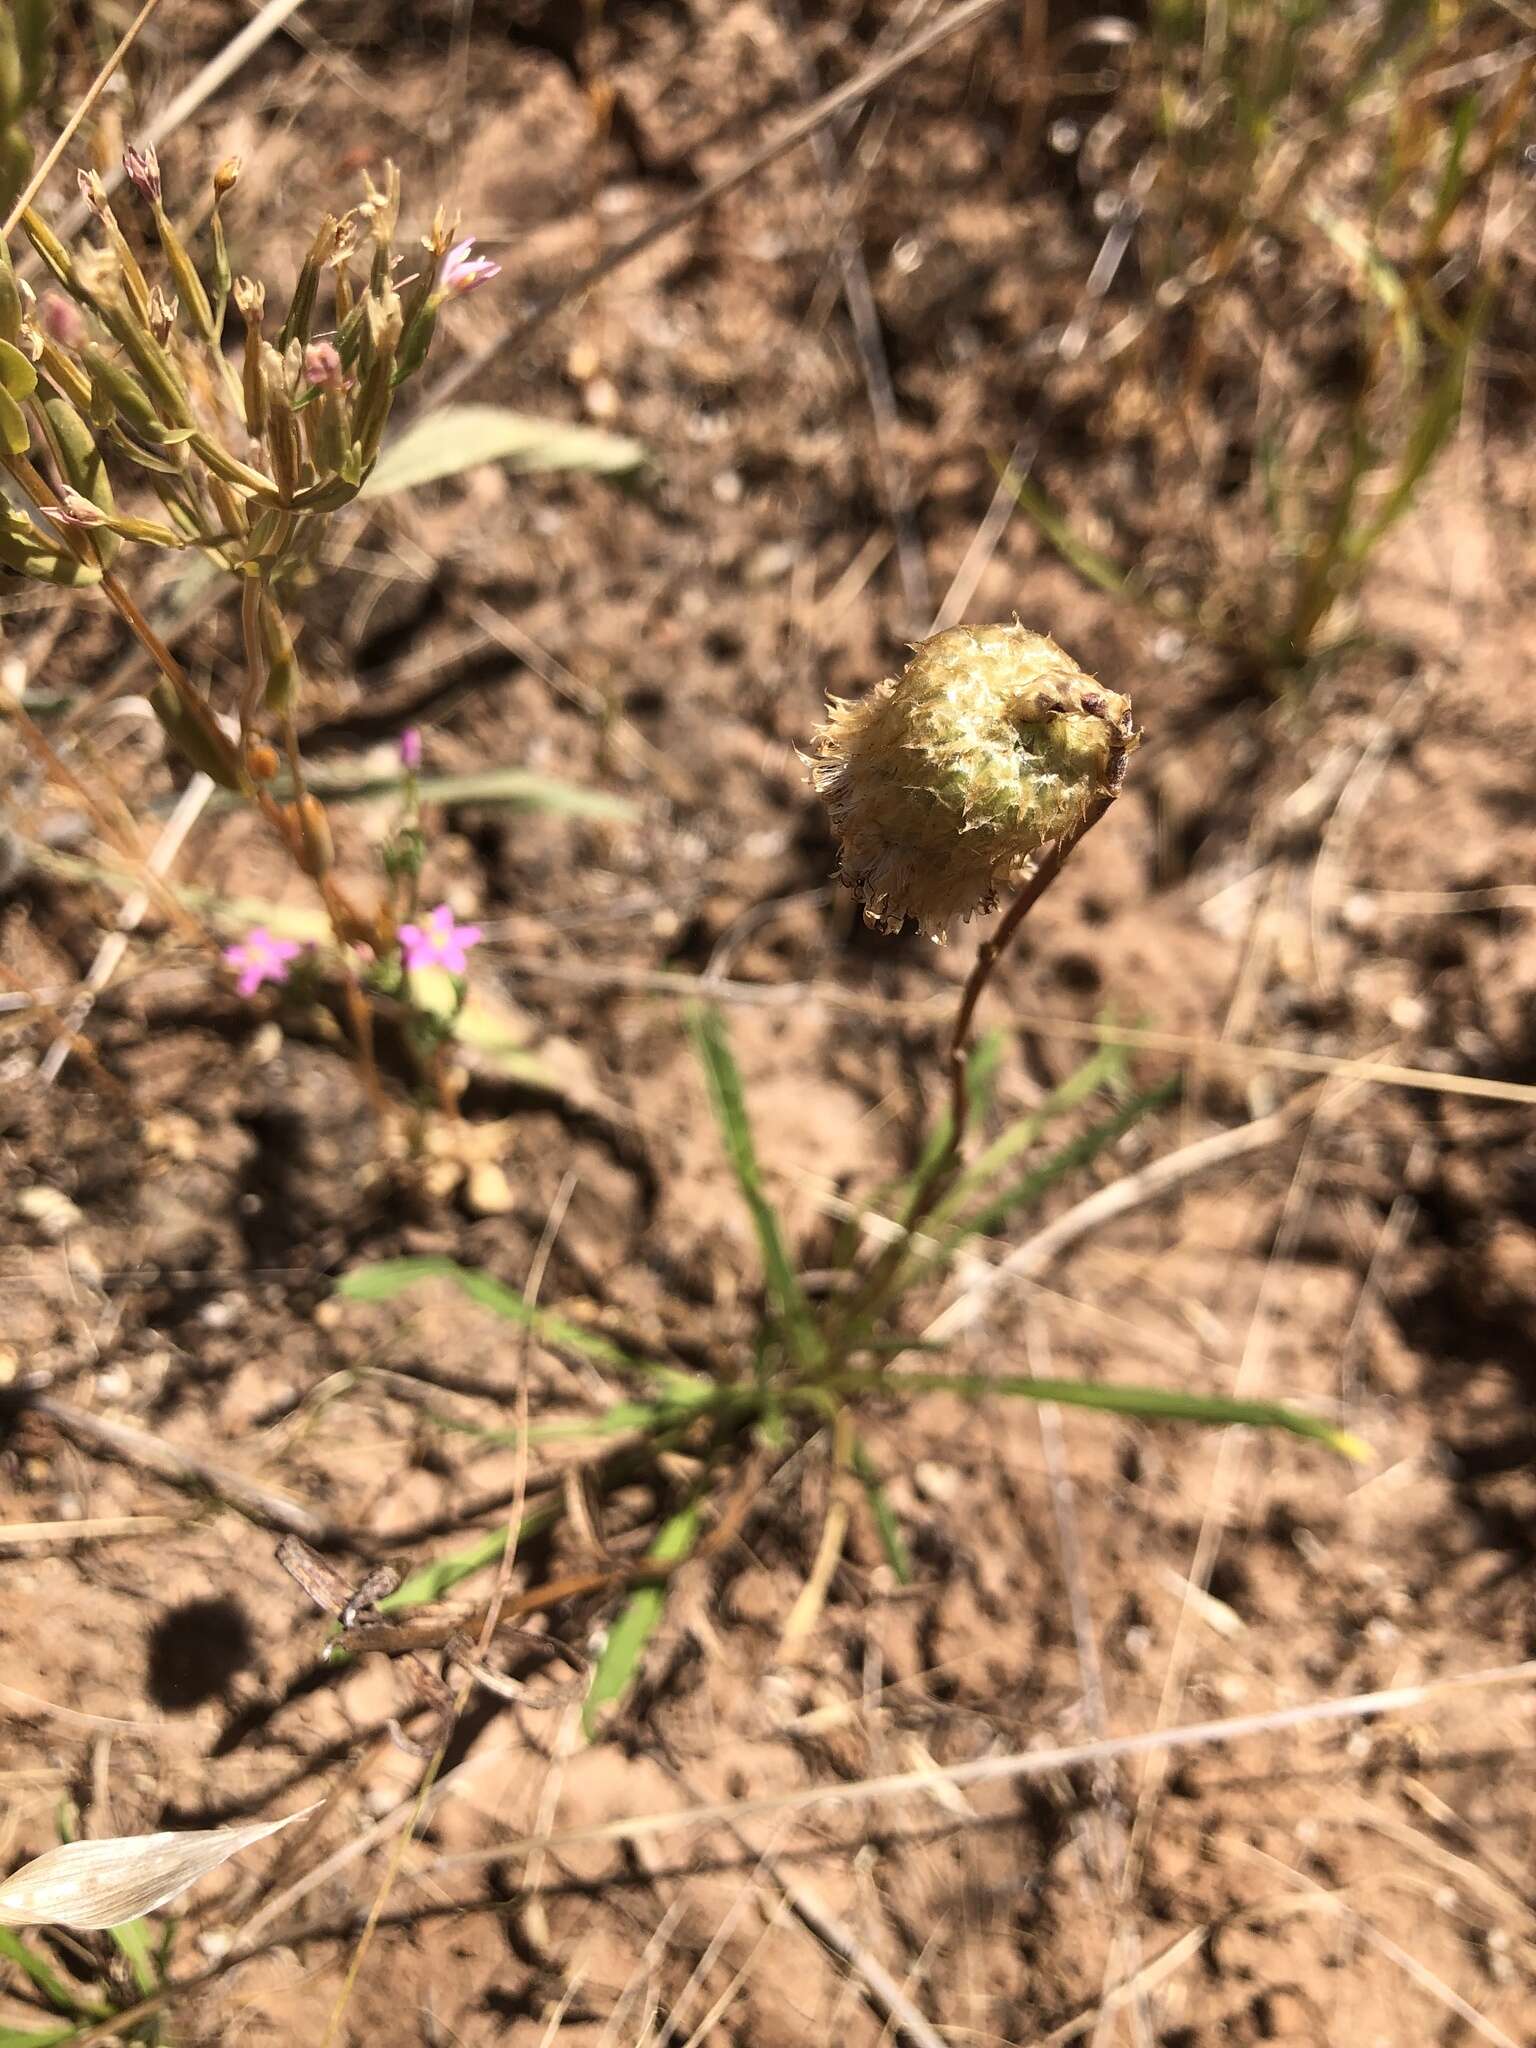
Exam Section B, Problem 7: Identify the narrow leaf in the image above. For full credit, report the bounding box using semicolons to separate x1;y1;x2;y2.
932;1044;1128;1232
835;1369;1368;1460
380;1499;561;1613
107;1918;156;1997
998;464;1130;598
690;1006;819;1369
0;2026;81;2046
0;1809;317;1932
361;404;646;498
583;1502;700;1735
297;766;635;821
0;1928;94;2016
336;1257;658;1376
954;1078;1179;1250
850;1438;912;1585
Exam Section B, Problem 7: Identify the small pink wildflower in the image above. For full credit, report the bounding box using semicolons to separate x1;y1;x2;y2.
303;340;346;390
398;904;482;975
398;726;423;771
224;927;301;997
436;238;500;298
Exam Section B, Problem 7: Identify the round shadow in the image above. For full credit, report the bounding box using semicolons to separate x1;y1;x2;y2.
145;1595;255;1710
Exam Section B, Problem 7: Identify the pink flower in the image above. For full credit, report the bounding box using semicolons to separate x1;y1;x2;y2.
398;904;482;975
436;238;500;299
224;927;301;997
303;340;346;390
398;726;422;771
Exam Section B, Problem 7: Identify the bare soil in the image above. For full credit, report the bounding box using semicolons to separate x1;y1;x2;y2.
4;4;1536;2044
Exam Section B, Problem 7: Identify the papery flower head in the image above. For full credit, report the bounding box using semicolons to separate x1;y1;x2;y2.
436;238;500;299
399;903;482;974
122;144;161;206
810;624;1137;942
224;927;302;997
398;726;422;771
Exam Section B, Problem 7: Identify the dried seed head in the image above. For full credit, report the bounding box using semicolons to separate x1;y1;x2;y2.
810;623;1136;941
232;276;265;324
76;168;111;216
212;157;242;200
147;284;177;346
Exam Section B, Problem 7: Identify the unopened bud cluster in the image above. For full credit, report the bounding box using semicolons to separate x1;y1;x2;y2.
0;152;496;777
811;624;1137;940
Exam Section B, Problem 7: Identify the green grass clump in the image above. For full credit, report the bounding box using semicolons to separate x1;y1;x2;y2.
339;1008;1363;1729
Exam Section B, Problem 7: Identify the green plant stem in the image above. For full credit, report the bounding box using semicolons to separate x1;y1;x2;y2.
826;787;1121;1358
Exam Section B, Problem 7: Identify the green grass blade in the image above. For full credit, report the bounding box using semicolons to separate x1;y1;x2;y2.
582;1501;700;1734
209;765;635;821
336;1258;661;1378
690;1007;820;1370
379;1498;563;1612
0;2026;83;2046
0;1931;91;2018
428;1376;746;1448
850;1437;911;1585
997;464;1130;598
107;1921;156;1999
952;1078;1178;1252
1345;287;1486;564
323;766;633;819
834;1369;1368;1460
930;1044;1128;1234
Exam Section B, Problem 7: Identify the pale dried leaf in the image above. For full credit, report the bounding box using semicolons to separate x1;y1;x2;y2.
361;404;645;497
0;1807;318;1929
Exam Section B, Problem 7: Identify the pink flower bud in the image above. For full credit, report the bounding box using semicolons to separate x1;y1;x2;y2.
398;726;422;771
38;292;85;349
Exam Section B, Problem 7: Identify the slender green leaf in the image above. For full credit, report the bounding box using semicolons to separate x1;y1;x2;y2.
427;1375;743;1448
850;1438;911;1585
833;1370;1368;1459
954;1078;1179;1251
0;2025;82;2046
107;1920;156;1999
997;465;1130;598
582;1501;700;1735
0;1930;90;2017
295;766;635;821
378;1499;562;1613
690;1007;820;1370
1346;287;1486;563
931;1045;1128;1234
337;1258;660;1377
361;404;646;498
